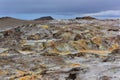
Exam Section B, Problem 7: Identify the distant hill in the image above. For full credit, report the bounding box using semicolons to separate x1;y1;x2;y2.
34;16;54;21
0;16;48;28
75;16;96;20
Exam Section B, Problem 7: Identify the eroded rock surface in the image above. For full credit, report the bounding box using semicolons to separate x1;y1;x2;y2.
0;19;120;80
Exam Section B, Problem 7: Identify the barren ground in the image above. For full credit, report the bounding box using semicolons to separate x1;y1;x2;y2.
0;18;120;80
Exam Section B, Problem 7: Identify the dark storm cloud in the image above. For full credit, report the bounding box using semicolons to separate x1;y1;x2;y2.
0;0;120;14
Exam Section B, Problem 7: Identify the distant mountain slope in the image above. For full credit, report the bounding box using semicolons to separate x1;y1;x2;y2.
34;16;54;21
76;16;96;20
0;17;48;28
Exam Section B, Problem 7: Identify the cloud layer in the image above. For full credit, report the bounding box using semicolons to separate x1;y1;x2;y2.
81;10;120;18
0;0;120;19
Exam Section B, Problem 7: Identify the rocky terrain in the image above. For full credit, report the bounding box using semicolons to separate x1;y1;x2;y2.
0;17;120;80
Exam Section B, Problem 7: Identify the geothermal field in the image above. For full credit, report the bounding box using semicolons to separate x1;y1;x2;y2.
0;17;120;80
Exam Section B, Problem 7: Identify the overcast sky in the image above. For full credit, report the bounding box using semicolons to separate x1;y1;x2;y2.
0;0;120;19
